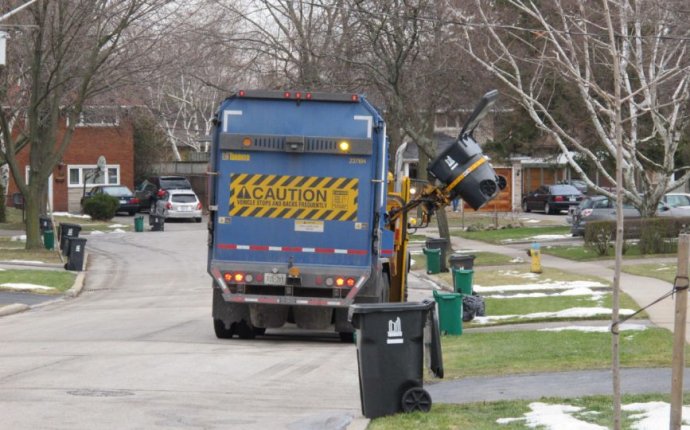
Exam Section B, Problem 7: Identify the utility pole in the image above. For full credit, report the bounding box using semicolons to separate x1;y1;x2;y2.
670;234;689;430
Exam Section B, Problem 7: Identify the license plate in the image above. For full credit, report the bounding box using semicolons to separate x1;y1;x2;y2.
178;206;191;212
569;197;576;202
264;273;286;285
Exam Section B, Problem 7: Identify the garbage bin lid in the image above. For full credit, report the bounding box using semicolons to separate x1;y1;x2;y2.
349;301;433;315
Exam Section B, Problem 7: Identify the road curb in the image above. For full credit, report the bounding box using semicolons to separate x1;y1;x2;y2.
65;252;88;297
0;303;30;316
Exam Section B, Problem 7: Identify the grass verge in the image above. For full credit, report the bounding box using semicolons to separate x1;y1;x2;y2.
0;268;76;293
452;226;571;244
440;328;679;379
368;393;690;430
622;262;676;284
542;243;677;261
482;293;640;317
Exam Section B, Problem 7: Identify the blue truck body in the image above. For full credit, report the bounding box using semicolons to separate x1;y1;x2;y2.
208;91;391;337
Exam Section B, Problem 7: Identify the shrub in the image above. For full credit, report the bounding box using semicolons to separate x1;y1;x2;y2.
584;221;615;256
83;194;119;220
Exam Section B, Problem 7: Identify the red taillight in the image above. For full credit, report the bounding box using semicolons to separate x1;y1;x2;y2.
554;196;564;202
346;277;355;287
223;273;232;282
130;197;139;204
305;92;312;100
196;202;202;210
223;272;246;283
335;277;345;287
238;90;246;97
165;202;172;209
283;91;291;98
255;273;264;282
295;92;302;99
157;189;165;197
315;275;323;286
234;273;244;282
351;94;359;102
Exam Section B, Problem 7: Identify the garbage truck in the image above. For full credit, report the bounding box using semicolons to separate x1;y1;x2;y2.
207;89;504;340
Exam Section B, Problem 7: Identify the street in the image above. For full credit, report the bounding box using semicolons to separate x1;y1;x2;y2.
0;217;438;429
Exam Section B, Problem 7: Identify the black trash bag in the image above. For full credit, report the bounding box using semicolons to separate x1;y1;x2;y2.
462;294;485;322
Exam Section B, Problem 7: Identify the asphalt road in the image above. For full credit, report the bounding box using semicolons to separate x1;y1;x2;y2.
0;216;440;430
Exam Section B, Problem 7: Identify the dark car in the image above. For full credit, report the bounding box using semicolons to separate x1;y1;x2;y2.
81;185;139;216
135;176;193;213
569;195;641;236
522;184;583;214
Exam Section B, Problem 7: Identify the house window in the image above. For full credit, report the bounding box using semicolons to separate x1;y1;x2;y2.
68;165;120;187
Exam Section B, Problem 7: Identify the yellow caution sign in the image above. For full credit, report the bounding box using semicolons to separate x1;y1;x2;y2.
229;173;358;221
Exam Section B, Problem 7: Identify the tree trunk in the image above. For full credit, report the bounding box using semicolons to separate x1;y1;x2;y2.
24;189;42;249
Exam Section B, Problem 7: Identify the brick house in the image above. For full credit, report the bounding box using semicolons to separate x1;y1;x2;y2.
7;107;134;213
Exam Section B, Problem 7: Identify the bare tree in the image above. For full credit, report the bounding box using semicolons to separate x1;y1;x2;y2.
0;0;172;249
462;0;690;217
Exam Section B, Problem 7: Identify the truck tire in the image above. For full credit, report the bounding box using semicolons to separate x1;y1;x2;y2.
236;320;264;339
213;319;235;339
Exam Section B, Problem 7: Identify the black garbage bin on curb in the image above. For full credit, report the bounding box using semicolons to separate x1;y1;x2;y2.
425;238;449;272
59;223;82;255
149;214;164;231
65;238;87;271
348;300;443;419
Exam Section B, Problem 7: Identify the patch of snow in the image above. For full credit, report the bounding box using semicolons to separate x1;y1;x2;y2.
523;219;541;223
108;224;127;228
52;212;91;219
497;402;606;429
89;230;105;235
473;307;634;324
110;229;126;234
539;324;647;333
622;402;690;430
8;260;44;265
11;235;26;241
510;257;525;263
475;280;608;293
486;287;605;299
0;283;57;292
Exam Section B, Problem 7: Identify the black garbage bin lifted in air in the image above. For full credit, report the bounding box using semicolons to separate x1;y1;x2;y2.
348;300;443;419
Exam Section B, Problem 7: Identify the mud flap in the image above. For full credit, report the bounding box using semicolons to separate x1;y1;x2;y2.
250;304;288;328
294;306;332;330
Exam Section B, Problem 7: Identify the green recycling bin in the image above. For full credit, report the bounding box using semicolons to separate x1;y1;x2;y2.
433;290;462;335
423;247;441;274
43;230;55;250
134;216;144;233
452;268;474;295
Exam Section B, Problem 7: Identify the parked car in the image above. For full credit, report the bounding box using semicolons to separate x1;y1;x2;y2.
569;195;640;236
154;189;203;222
81;185;139;216
135;176;193;213
522;184;583;214
570;194;690;236
660;193;690;209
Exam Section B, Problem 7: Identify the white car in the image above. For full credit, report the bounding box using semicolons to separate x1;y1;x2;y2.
155;189;203;222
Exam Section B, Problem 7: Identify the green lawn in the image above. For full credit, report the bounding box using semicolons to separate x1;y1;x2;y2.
369;393;690;430
542;243;677;261
622;262;677;284
0;269;76;293
482;293;639;317
452;226;571;244
440;328;678;379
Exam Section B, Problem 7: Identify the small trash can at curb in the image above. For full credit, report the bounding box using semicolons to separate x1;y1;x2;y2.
348;300;443;419
39;215;53;233
149;214;164;231
43;230;55;250
452;268;474;295
59;223;82;255
422;247;441;274
65;238;87;271
449;253;475;270
433;290;462;335
134;216;144;233
425;238;449;272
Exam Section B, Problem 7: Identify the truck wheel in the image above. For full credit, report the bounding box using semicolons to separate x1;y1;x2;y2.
401;387;432;413
213;319;235;339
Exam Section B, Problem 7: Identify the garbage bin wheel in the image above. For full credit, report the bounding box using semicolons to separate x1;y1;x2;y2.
401;387;432;413
128;209;136;216
195;217;202;223
338;332;354;343
213;319;235;339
